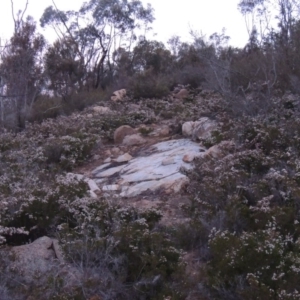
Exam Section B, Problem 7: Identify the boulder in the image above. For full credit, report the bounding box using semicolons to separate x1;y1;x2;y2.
114;125;136;144
122;133;146;146
111;89;126;102
9;237;62;283
193;117;217;140
182;154;195;163
205;141;235;159
182;117;217;140
174;89;189;100
92;139;206;197
182;121;195;137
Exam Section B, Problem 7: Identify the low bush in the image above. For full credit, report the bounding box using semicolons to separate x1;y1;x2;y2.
130;71;170;99
182;93;300;298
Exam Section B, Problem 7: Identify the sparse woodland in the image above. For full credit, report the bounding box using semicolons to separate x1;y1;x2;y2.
2;0;300;299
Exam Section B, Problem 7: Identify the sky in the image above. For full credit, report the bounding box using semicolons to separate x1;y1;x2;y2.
0;0;249;48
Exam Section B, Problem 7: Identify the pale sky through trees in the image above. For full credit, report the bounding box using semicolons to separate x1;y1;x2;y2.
0;0;249;47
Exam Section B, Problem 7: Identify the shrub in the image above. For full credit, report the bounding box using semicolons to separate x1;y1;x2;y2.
58;200;185;299
130;71;170;99
208;222;300;299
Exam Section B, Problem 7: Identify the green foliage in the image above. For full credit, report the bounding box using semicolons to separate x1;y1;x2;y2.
4;1;300;299
182;95;300;298
130;71;170;99
208;223;300;299
0;17;45;129
138;127;153;136
201;129;224;148
59;201;184;299
44;133;96;171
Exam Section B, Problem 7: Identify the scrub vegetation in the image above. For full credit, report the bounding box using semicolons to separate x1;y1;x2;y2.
1;0;300;299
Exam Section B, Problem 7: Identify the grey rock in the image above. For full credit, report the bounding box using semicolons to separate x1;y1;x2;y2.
182;117;217;140
115;153;133;163
122;133;146;146
111;89;126;101
9;237;61;283
92;139;206;197
114;125;135;144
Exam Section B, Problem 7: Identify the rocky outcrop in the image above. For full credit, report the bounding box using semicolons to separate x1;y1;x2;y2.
182;117;217;140
92;139;206;197
8;236;63;283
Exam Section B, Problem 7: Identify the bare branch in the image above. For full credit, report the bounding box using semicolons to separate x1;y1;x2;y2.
10;0;29;33
20;0;29;25
51;0;84;63
10;0;17;33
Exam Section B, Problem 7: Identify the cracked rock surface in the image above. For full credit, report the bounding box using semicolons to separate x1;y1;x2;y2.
92;139;206;197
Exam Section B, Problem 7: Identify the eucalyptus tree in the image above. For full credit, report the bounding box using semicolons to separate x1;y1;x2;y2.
237;0;300;92
40;0;154;95
238;0;300;44
0;16;45;129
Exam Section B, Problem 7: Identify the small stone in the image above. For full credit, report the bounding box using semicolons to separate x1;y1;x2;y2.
89;190;98;198
102;185;120;191
86;179;100;192
111;147;120;155
122;134;146;146
104;157;111;163
159;126;169;136
95;178;106;184
162;158;175;165
115;153;133;163
104;150;111;156
183;154;195;163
